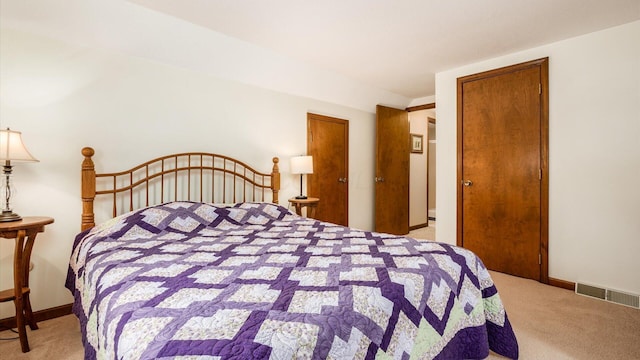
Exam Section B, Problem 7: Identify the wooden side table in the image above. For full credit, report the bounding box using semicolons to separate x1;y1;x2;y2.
288;197;319;218
0;216;54;353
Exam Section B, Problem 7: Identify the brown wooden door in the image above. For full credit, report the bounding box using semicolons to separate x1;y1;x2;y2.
307;113;349;226
458;58;549;282
375;105;409;235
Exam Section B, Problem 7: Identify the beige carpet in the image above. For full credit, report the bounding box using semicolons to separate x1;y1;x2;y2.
2;224;639;359
409;221;436;241
0;314;83;359
486;271;640;359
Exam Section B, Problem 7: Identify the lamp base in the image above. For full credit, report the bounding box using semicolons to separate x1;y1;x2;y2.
295;195;308;199
0;210;22;222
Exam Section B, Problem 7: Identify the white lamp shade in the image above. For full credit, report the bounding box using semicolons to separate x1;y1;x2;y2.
0;128;38;162
290;155;313;174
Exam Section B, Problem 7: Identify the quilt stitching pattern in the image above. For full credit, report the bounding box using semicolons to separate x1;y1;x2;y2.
66;202;518;359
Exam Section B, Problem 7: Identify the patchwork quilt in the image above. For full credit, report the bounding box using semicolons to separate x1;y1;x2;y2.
66;202;518;359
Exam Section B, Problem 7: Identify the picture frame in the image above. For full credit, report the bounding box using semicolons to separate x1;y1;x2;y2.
410;133;423;154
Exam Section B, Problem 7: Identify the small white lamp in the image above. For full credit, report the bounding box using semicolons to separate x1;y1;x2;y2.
290;155;313;199
0;128;38;222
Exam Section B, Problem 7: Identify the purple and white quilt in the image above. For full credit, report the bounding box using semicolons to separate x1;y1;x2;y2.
66;202;518;359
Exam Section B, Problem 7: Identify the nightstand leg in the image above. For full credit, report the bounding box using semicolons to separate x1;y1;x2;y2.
22;232;38;330
14;230;30;352
308;205;317;218
24;293;38;330
14;295;29;352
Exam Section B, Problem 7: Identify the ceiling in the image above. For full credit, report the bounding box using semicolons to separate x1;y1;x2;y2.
128;0;640;99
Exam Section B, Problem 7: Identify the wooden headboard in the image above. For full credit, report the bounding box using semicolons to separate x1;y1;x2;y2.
81;147;280;231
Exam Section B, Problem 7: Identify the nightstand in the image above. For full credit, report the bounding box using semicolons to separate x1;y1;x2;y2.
0;216;54;353
288;197;319;218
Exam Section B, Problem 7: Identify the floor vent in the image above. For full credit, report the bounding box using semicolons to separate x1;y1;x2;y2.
576;282;639;309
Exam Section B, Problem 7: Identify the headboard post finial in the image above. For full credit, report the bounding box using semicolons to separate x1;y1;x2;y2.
272;157;280;204
81;147;96;231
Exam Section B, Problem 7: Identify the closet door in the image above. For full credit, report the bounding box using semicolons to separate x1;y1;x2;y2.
457;58;549;282
307;113;349;226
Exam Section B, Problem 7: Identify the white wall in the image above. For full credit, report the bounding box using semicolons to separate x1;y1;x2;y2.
435;21;640;294
0;28;387;318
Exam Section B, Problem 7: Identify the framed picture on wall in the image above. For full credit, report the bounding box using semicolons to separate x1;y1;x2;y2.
410;133;423;154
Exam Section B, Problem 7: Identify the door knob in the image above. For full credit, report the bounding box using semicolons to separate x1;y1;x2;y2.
338;177;347;183
375;177;385;182
462;180;473;187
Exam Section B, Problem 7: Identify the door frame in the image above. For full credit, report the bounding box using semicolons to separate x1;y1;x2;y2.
456;57;549;283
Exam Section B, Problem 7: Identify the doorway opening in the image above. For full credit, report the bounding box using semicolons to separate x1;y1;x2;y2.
407;103;436;233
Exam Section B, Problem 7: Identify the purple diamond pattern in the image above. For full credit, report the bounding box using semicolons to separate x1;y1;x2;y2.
66;202;518;359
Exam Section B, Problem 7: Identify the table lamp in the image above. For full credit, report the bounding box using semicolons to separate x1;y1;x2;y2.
0;128;38;222
290;155;313;199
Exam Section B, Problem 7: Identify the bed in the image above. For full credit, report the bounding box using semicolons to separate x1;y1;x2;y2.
66;147;518;359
